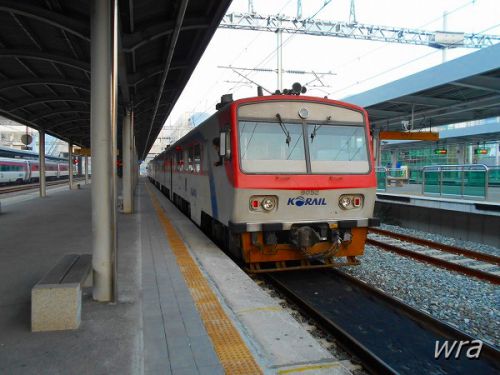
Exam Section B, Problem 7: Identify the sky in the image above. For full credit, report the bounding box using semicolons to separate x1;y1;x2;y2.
150;0;500;158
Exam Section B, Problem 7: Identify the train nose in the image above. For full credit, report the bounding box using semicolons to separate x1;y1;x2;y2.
289;226;321;249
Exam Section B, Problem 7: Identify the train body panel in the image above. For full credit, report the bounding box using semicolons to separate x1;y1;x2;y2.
58;163;70;178
0;157;29;184
230;187;376;229
0;156;72;184
149;94;379;271
27;161;59;181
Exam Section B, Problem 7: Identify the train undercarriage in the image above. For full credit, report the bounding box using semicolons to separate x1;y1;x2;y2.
203;212;367;272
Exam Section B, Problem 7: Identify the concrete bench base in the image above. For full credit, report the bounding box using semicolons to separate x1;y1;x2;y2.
31;254;92;332
32;283;82;332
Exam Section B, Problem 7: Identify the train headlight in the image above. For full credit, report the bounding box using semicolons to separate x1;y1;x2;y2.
339;196;351;209
262;197;276;211
339;195;364;210
249;195;278;212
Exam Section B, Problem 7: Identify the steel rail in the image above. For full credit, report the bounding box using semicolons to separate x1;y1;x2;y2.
369;227;500;265
267;270;500;375
366;236;500;285
267;274;398;375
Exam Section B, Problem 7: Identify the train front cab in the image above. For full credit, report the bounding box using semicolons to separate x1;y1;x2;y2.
222;96;379;272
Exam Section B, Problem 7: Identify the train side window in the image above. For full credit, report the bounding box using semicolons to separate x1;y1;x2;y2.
193;144;201;173
183;149;189;172
176;148;183;171
188;146;194;172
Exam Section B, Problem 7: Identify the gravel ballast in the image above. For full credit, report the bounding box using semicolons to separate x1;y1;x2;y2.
380;223;500;258
342;241;499;348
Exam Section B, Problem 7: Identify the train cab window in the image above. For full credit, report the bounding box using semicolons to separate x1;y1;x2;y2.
193;144;201;173
307;124;369;173
238;120;306;173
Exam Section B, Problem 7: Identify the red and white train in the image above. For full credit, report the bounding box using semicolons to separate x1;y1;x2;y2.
148;87;379;271
0;157;70;184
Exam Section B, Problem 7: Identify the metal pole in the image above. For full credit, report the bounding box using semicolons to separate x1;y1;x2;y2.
484;166;489;200
132;113;137;192
122;110;132;212
84;156;89;184
133;139;138;190
373;130;381;167
442;11;448;63
277;28;283;91
111;0;118;301
422;167;426;195
39;130;46;197
77;156;83;176
91;0;116;302
439;167;443;196
68;141;73;189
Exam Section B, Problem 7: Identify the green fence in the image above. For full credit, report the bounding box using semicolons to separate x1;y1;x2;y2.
489;166;500;187
376;167;387;191
422;164;489;199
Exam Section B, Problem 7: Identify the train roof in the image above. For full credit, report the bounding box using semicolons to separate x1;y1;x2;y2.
0;156;28;163
0;146;66;162
152;94;368;162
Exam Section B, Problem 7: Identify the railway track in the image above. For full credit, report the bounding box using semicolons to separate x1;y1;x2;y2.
367;228;500;285
0;178;86;195
267;269;500;375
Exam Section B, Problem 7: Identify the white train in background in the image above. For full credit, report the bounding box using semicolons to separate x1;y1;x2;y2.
0;157;71;184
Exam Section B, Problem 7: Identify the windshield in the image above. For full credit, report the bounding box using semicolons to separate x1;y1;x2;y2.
307;124;369;173
239;120;306;173
238;120;369;174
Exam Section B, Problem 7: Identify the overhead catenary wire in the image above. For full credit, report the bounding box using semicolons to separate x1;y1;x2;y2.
185;0;294;117
227;0;334;94
329;21;500;97
190;0;334;117
332;0;481;74
148;0;499;160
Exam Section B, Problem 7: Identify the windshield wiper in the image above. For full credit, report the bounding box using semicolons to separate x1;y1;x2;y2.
310;125;322;142
276;113;291;146
311;117;331;142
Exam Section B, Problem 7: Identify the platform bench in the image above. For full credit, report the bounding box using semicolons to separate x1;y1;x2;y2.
31;254;92;332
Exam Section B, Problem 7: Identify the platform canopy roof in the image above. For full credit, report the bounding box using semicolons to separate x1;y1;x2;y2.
0;0;231;159
344;43;500;133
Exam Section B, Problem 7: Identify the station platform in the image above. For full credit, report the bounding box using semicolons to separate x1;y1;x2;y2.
375;184;500;247
0;179;351;375
380;183;500;207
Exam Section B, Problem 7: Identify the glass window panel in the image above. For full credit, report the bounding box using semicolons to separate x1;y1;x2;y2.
239;121;306;173
194;144;201;173
307;124;369;173
187;147;194;172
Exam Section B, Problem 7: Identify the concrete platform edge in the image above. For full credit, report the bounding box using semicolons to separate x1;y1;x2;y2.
149;184;351;374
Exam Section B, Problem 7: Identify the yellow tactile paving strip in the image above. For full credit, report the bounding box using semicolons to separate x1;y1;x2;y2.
147;186;263;375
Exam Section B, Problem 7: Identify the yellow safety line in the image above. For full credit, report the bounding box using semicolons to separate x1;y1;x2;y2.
277;362;342;374
147;186;262;375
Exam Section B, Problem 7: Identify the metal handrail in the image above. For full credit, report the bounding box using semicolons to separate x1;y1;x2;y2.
421;164;489;199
